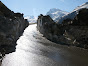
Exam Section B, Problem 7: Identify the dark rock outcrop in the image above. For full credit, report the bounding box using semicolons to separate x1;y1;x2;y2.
72;8;88;26
0;1;29;54
37;8;88;49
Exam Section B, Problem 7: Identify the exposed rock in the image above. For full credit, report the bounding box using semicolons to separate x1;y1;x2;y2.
37;8;88;49
72;8;88;26
0;1;29;54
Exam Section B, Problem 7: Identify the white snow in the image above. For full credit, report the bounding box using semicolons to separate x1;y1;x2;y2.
24;16;37;23
46;8;68;22
57;2;88;23
74;2;88;11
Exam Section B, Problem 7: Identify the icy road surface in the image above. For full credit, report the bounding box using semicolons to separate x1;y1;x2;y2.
2;24;88;66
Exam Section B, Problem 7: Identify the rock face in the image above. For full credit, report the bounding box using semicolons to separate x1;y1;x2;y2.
0;1;29;54
57;2;88;24
37;8;88;49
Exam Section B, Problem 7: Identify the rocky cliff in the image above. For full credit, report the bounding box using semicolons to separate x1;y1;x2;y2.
0;1;29;54
37;8;88;49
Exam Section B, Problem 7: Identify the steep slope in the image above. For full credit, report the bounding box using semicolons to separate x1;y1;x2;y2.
37;3;88;49
0;1;29;54
74;2;88;11
57;2;88;23
46;8;68;21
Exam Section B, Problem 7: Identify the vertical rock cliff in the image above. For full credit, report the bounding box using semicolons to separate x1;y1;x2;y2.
37;8;88;49
0;1;29;54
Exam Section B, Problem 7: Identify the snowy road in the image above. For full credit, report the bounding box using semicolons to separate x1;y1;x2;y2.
2;24;88;66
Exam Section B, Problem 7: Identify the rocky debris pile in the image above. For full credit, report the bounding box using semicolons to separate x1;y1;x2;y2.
37;8;88;49
0;1;29;54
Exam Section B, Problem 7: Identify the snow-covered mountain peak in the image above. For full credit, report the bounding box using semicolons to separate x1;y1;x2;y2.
24;16;37;23
46;8;68;21
83;2;88;5
24;16;37;19
47;8;61;14
57;2;88;23
74;2;88;11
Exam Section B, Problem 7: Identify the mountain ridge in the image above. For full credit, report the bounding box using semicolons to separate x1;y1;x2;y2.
37;2;88;49
46;8;68;21
57;2;88;23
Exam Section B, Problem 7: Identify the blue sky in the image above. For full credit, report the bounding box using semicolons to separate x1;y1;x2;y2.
1;0;88;17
